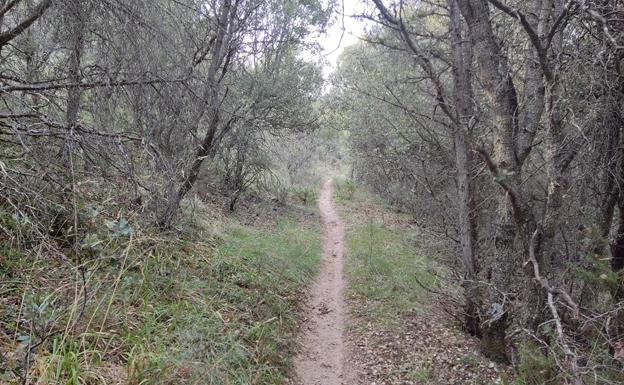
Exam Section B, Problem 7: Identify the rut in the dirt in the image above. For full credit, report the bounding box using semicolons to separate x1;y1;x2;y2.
293;180;350;385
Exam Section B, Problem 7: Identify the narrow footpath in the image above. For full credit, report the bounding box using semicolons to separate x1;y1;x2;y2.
293;180;352;385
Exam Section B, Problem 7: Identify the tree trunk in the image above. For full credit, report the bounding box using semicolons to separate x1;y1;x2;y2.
66;1;85;128
158;0;233;228
448;0;480;337
0;0;52;49
457;0;533;362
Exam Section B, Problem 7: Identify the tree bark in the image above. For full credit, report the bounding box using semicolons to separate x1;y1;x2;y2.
66;1;85;128
457;0;533;362
448;0;480;337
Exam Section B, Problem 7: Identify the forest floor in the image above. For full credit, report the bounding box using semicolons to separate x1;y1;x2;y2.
291;181;510;385
2;180;511;385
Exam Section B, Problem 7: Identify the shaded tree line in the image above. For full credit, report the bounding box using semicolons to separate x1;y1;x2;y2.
0;0;328;230
331;0;624;382
0;1;330;381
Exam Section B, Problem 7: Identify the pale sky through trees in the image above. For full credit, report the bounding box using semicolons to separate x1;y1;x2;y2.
317;0;370;76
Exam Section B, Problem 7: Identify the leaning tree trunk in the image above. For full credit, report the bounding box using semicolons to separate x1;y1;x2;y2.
0;0;52;50
158;0;233;228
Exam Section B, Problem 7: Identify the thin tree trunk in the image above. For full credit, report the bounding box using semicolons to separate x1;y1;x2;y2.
449;0;480;337
0;0;51;49
158;0;233;228
66;2;85;128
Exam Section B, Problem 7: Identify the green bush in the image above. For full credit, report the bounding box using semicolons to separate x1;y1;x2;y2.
290;186;318;205
334;179;356;201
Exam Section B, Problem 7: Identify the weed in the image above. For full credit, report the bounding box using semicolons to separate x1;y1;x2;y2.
408;356;434;384
459;352;481;369
515;343;560;385
289;186;318;205
333;178;357;201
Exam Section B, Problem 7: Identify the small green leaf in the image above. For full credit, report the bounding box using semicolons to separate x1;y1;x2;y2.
82;233;103;251
106;218;133;237
17;335;31;344
86;205;100;218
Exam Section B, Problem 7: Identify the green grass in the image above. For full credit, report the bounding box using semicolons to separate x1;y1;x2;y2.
344;221;437;327
1;217;320;385
122;219;321;384
332;178;356;202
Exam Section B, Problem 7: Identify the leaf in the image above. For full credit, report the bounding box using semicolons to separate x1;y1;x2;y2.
11;212;30;225
488;303;505;322
106;218;133;237
82;233;103;251
86;205;100;218
17;335;31;344
37;302;48;313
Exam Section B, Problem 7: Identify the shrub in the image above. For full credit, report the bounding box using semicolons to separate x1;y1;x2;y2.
335;179;356;200
290;186;318;205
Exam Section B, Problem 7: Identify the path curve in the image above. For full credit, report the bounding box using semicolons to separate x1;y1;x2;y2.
293;180;349;385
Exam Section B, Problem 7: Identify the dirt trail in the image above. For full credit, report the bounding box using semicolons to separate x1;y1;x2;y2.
293;180;352;385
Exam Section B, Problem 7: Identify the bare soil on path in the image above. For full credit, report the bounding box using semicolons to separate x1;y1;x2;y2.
292;182;504;385
293;180;354;385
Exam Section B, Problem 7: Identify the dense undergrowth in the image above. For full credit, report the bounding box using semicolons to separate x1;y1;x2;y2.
0;199;320;384
336;182;509;384
336;182;623;384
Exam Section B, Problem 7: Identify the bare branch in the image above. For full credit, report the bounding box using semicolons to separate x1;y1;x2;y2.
0;0;52;48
